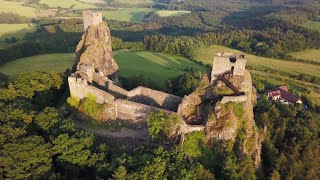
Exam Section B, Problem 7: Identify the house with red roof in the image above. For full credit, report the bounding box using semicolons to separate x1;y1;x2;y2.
266;86;302;105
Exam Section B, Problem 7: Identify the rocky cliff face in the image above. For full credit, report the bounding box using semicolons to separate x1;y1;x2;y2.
73;22;120;84
205;70;265;167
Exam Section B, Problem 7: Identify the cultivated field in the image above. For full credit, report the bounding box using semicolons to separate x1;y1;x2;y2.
111;0;153;5
289;49;320;63
102;8;151;22
157;10;191;17
0;24;34;37
0;51;207;87
0;53;75;79
303;21;320;32
78;0;105;3
0;0;36;17
39;0;99;9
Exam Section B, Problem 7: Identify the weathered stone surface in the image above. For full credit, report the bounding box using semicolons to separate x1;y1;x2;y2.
221;95;247;104
205;70;264;167
73;22;120;83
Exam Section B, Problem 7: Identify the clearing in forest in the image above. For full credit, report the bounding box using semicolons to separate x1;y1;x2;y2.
303;20;320;32
157;10;191;17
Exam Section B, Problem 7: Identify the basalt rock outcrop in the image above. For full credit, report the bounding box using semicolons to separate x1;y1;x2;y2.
205;70;265;167
72;21;120;85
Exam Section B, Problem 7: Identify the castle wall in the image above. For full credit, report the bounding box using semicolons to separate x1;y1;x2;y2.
127;86;182;111
68;76;115;104
115;99;172;122
211;57;232;80
83;10;103;31
221;95;247;104
233;59;246;76
211;54;247;83
107;83;129;98
177;93;202;117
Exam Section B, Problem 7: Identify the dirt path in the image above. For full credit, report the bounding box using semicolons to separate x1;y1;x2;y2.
75;120;149;140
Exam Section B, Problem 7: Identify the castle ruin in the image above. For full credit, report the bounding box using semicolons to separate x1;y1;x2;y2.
68;11;263;167
83;10;102;31
211;52;246;82
69;11;196;126
68;11;250;123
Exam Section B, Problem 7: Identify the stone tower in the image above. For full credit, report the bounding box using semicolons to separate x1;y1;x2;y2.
83;10;102;31
211;53;246;82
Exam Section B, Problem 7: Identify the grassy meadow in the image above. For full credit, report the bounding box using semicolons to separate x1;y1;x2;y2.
39;0;99;9
303;21;320;32
111;0;153;5
0;51;207;87
102;8;151;22
0;53;75;79
0;0;36;17
115;51;207;87
0;24;35;40
289;49;320;63
157;10;191;17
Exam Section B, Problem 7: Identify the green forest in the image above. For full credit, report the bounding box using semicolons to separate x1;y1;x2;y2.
0;0;320;179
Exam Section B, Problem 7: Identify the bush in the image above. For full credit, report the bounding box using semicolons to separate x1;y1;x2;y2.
147;111;183;140
181;131;206;157
67;97;80;108
79;93;103;119
169;71;202;96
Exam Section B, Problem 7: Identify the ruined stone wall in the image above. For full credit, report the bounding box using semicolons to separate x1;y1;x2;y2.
221;95;247;104
115;99;172;123
107;83;129;98
211;54;247;82
177;93;202;117
127;87;182;111
69;76;179;122
211;57;232;81
233;58;246;76
68;76;115;104
83;10;102;31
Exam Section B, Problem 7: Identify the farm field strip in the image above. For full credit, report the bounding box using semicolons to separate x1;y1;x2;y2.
157;10;191;17
39;0;99;9
289;49;320;63
102;8;151;22
0;24;34;38
0;0;36;17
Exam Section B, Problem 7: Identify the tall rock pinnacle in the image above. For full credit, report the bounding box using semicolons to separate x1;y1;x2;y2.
73;11;120;85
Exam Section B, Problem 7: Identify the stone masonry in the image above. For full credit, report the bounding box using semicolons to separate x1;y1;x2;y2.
83;10;102;31
211;53;246;82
